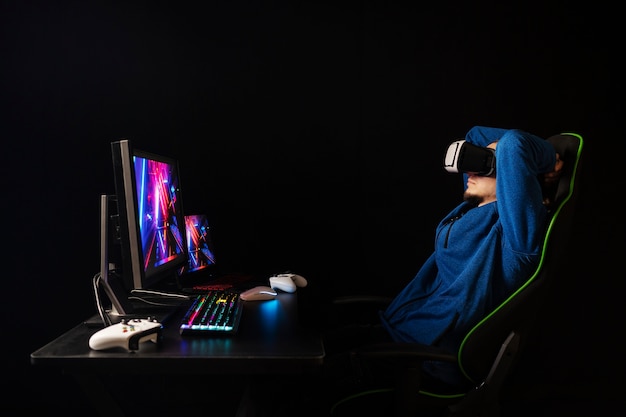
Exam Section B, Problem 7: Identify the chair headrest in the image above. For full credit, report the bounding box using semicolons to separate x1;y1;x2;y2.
542;134;583;214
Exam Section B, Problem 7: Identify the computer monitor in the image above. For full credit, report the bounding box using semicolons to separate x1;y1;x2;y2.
184;214;217;275
109;139;188;293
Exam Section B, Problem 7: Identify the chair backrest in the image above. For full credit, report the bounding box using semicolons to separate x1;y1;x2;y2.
457;133;584;384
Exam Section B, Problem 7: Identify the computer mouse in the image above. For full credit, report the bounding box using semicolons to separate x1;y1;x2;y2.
239;286;278;301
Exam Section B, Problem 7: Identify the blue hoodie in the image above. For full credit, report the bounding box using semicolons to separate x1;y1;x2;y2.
379;126;556;386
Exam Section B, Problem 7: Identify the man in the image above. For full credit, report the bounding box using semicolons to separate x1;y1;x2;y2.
379;125;563;386
281;126;565;416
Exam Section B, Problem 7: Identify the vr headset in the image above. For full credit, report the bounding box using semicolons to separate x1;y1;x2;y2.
444;140;496;176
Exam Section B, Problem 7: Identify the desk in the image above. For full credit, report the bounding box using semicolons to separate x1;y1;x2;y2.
31;292;325;417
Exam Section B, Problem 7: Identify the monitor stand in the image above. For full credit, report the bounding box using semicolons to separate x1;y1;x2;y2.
83;304;182;328
90;195;183;328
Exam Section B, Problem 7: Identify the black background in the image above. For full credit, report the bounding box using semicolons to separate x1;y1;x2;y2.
3;0;624;413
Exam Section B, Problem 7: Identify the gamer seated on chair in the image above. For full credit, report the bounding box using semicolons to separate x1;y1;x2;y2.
317;126;565;403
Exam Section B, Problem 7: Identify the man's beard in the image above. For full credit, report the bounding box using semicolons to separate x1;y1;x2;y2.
463;191;483;206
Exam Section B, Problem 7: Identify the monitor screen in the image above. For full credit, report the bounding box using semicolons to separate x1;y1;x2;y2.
184;214;217;274
111;139;187;291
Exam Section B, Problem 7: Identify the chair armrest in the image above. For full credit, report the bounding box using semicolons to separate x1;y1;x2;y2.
348;342;460;397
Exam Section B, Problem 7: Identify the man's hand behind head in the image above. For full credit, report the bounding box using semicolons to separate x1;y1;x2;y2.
541;153;564;207
543;153;564;186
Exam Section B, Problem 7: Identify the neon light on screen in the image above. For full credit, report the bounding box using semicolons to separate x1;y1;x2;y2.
134;155;185;275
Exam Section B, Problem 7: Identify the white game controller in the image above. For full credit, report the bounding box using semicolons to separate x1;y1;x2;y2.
89;318;163;351
269;273;308;293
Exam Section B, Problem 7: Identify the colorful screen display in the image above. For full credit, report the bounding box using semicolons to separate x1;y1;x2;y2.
184;214;216;273
133;155;186;277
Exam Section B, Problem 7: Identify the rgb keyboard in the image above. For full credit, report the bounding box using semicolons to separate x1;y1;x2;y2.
179;290;243;335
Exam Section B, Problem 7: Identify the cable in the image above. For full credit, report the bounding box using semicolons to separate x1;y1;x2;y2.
130;289;190;300
128;289;190;307
127;296;186;307
92;278;189;324
92;272;112;327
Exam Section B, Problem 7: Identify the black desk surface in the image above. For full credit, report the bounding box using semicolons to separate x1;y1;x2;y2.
31;292;325;376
